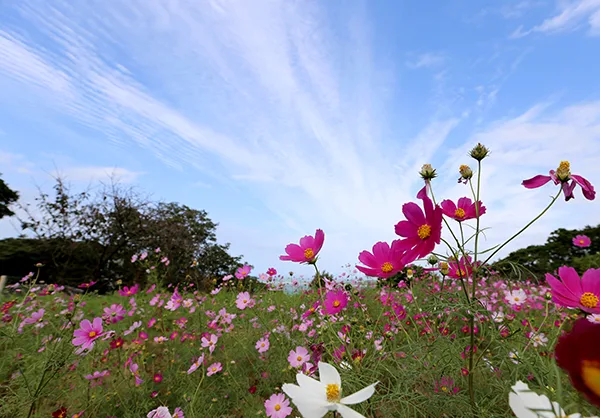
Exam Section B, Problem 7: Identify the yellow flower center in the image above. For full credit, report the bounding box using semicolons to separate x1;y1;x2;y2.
274;404;281;411
457;268;466;277
417;224;431;240
459;164;469;171
556;160;571;181
304;248;315;260
297;355;303;361
514;297;520;302
441;386;448;392
454;208;465;219
89;331;97;338
326;383;341;402
580;292;599;308
580;239;585;244
381;262;393;273
333;300;341;308
243;300;248;303
582;360;600;397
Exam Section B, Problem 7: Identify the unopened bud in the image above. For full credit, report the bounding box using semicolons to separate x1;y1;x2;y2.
427;255;438;266
555;161;571;182
469;143;490;161
440;262;449;275
419;164;437;181
458;164;473;184
406;269;414;279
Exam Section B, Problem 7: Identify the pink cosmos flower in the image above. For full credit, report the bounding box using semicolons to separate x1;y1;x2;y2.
103;304;126;324
147;406;172;418
256;337;270;353
324;289;348;315
288;346;310;368
235;264;252;279
356;240;408;278
394;187;443;262
265;393;292;418
172;408;184;418
236;292;254;310
72;318;103;351
522;161;595;201
206;362;222;376
440;197;486;222
187;354;205;375
279;229;325;264
22;309;45;325
267;268;277;276
201;333;218;353
546;267;600;314
573;235;592;248
447;255;473;279
118;284;139;297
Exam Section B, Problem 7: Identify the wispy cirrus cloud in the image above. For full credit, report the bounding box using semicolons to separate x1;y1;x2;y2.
511;0;600;38
406;52;446;69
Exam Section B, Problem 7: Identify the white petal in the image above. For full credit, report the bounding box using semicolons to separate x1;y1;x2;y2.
335;403;367;418
283;383;306;400
318;361;341;386
297;372;326;395
509;393;540;418
341;382;378;405
509;381;565;418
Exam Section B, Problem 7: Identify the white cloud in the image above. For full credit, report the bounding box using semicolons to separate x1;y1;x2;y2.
406;52;446;69
51;166;143;184
511;0;600;38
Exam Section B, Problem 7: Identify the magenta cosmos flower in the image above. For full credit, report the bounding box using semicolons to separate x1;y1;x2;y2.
546;267;600;314
72;317;104;350
522;160;595;201
118;284;139;297
265;393;293;418
447;255;473;279
356;240;408;278
573;235;592;248
280;229;324;264
440;197;486;222
324;289;348;315
394;187;443;262
103;304;126;324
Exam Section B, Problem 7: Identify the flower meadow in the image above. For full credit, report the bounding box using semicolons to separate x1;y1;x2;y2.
1;144;600;418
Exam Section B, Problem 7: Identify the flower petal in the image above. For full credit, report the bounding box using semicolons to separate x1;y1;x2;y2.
340;382;378;405
335;404;367;418
522;175;552;189
318;362;341;386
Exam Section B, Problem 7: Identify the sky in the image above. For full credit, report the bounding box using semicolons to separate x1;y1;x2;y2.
0;0;599;278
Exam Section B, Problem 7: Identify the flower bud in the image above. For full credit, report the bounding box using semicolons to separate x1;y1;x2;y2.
469;143;490;161
406;269;414;279
440;262;449;275
427;255;438;266
419;164;437;181
458;164;473;184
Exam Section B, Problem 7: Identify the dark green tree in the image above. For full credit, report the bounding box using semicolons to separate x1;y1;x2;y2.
0;174;19;219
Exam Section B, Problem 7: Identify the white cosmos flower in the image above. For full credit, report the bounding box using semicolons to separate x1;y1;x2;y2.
509;381;598;418
282;361;378;418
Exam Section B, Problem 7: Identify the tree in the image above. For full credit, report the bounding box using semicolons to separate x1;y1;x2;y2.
493;224;600;280
0;174;19;219
5;176;246;291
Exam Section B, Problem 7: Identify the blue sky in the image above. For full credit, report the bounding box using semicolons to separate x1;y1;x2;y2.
0;0;599;277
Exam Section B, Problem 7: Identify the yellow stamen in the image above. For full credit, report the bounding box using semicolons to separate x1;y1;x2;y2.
580;240;585;244
580;292;599;309
556;160;571;181
274;404;281;411
582;360;600;397
381;262;393;273
333;300;341;308
89;331;97;338
297;356;303;361
304;248;315;260
326;383;341;402
454;208;466;219
417;224;431;240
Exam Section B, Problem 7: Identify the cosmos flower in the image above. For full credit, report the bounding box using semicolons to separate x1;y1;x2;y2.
282;361;378;418
440;197;486;222
288;346;311;368
280;229;325;264
356;240;408;279
546;267;600;314
509;380;596;418
522;160;595;201
324;290;348;315
72;318;103;351
235;264;252;279
573;235;592;248
264;393;293;418
394;187;443;262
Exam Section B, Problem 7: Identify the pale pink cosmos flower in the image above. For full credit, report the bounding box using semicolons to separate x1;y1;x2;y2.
288;346;310;368
22;309;45;326
147;406;172;418
103;304;126;324
187;354;205;374
206;362;222;376
72;318;103;351
256;337;270;353
236;292;254;310
201;334;218;353
587;314;600;324
506;289;527;306
123;321;142;336
264;393;292;418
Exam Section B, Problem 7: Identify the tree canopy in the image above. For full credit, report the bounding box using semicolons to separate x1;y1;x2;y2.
0;174;19;219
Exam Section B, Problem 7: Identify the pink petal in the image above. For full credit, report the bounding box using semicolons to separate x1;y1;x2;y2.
313;229;325;253
298;235;314;249
80;319;92;332
546;273;579;306
558;266;583;294
440;200;457;217
372;241;390;262
402;202;426;226
394;220;417;238
522;175;552;189
357;251;377;268
581;268;600;296
571;174;596;200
